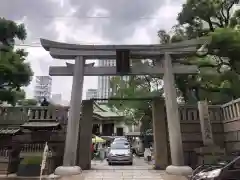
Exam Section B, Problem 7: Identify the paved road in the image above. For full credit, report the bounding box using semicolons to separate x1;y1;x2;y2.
83;157;164;180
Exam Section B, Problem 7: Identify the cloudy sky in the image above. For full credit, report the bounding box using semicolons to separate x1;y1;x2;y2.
0;0;184;102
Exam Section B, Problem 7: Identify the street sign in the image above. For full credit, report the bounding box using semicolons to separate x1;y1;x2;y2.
116;49;130;74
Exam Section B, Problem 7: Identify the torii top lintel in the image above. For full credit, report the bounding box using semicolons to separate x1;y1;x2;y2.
40;37;211;60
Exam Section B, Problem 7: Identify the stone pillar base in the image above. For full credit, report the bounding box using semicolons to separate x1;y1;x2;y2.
48;166;83;180
164;165;193;180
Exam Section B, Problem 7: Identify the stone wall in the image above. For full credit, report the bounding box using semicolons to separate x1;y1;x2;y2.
179;105;224;148
0;100;240;159
222;98;240;153
178;105;224;166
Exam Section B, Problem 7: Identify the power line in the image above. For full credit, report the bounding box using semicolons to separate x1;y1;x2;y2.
14;41;108;48
18;15;168;20
15;44;41;47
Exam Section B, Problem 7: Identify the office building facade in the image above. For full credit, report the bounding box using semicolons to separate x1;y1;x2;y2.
97;60;116;100
34;76;52;102
86;89;98;100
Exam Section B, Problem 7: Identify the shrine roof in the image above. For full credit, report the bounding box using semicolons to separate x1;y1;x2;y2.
93;102;123;119
0;128;20;135
20;122;60;128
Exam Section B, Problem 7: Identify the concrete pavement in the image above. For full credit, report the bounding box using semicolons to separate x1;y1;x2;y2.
83;170;164;180
0;158;188;180
83;157;164;180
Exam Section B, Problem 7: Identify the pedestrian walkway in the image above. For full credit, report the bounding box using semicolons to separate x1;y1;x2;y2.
83;158;164;180
83;169;164;180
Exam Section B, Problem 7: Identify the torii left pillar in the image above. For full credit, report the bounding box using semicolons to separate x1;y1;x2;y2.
54;56;85;178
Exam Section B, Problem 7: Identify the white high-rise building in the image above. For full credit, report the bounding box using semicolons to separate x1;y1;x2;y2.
34;76;52;102
51;94;62;105
97;60;116;100
86;89;98;100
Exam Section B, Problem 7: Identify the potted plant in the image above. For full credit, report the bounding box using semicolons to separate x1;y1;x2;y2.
17;156;42;176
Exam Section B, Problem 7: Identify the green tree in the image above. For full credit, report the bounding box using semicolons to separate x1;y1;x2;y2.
18;98;38;106
0;18;33;105
107;64;164;133
108;0;240;133
177;0;239;36
161;0;240;104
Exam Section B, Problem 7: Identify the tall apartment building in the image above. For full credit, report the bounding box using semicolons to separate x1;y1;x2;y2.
34;76;52;102
97;60;131;102
86;89;98;100
97;60;116;100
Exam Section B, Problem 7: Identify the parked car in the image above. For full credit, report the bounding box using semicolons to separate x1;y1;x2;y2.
131;137;144;157
113;137;128;143
190;155;240;180
112;137;130;147
107;142;133;165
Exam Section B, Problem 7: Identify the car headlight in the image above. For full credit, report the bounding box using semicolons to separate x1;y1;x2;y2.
196;172;207;179
206;169;221;178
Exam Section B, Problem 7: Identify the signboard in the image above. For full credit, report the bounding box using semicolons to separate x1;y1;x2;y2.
116;49;130;74
40;142;49;180
198;101;214;146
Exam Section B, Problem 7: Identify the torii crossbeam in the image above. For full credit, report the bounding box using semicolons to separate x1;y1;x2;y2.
49;63;199;76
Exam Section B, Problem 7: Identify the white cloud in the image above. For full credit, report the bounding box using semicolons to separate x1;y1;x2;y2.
2;0;183;102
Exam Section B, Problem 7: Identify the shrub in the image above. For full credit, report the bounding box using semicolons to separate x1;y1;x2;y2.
21;156;42;165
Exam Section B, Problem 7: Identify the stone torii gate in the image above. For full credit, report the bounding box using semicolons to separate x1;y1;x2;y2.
40;37;209;178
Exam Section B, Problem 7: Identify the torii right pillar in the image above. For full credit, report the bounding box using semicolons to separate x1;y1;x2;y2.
163;53;192;180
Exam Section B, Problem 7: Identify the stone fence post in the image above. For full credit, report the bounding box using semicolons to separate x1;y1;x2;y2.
198;100;214;146
195;100;225;165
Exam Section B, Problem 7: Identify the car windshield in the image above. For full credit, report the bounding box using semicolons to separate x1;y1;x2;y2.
114;140;128;144
112;141;129;145
111;143;129;149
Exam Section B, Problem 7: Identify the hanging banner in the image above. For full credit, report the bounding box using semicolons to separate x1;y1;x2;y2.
40;142;49;180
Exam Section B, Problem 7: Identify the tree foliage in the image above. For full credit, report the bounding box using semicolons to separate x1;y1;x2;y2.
159;0;240;104
107;71;163;133
107;0;240;132
18;99;38;106
0;18;33;105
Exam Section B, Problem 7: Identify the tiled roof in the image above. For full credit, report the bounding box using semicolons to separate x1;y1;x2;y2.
93;103;123;118
20;122;60;128
94;111;122;118
0;128;20;135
